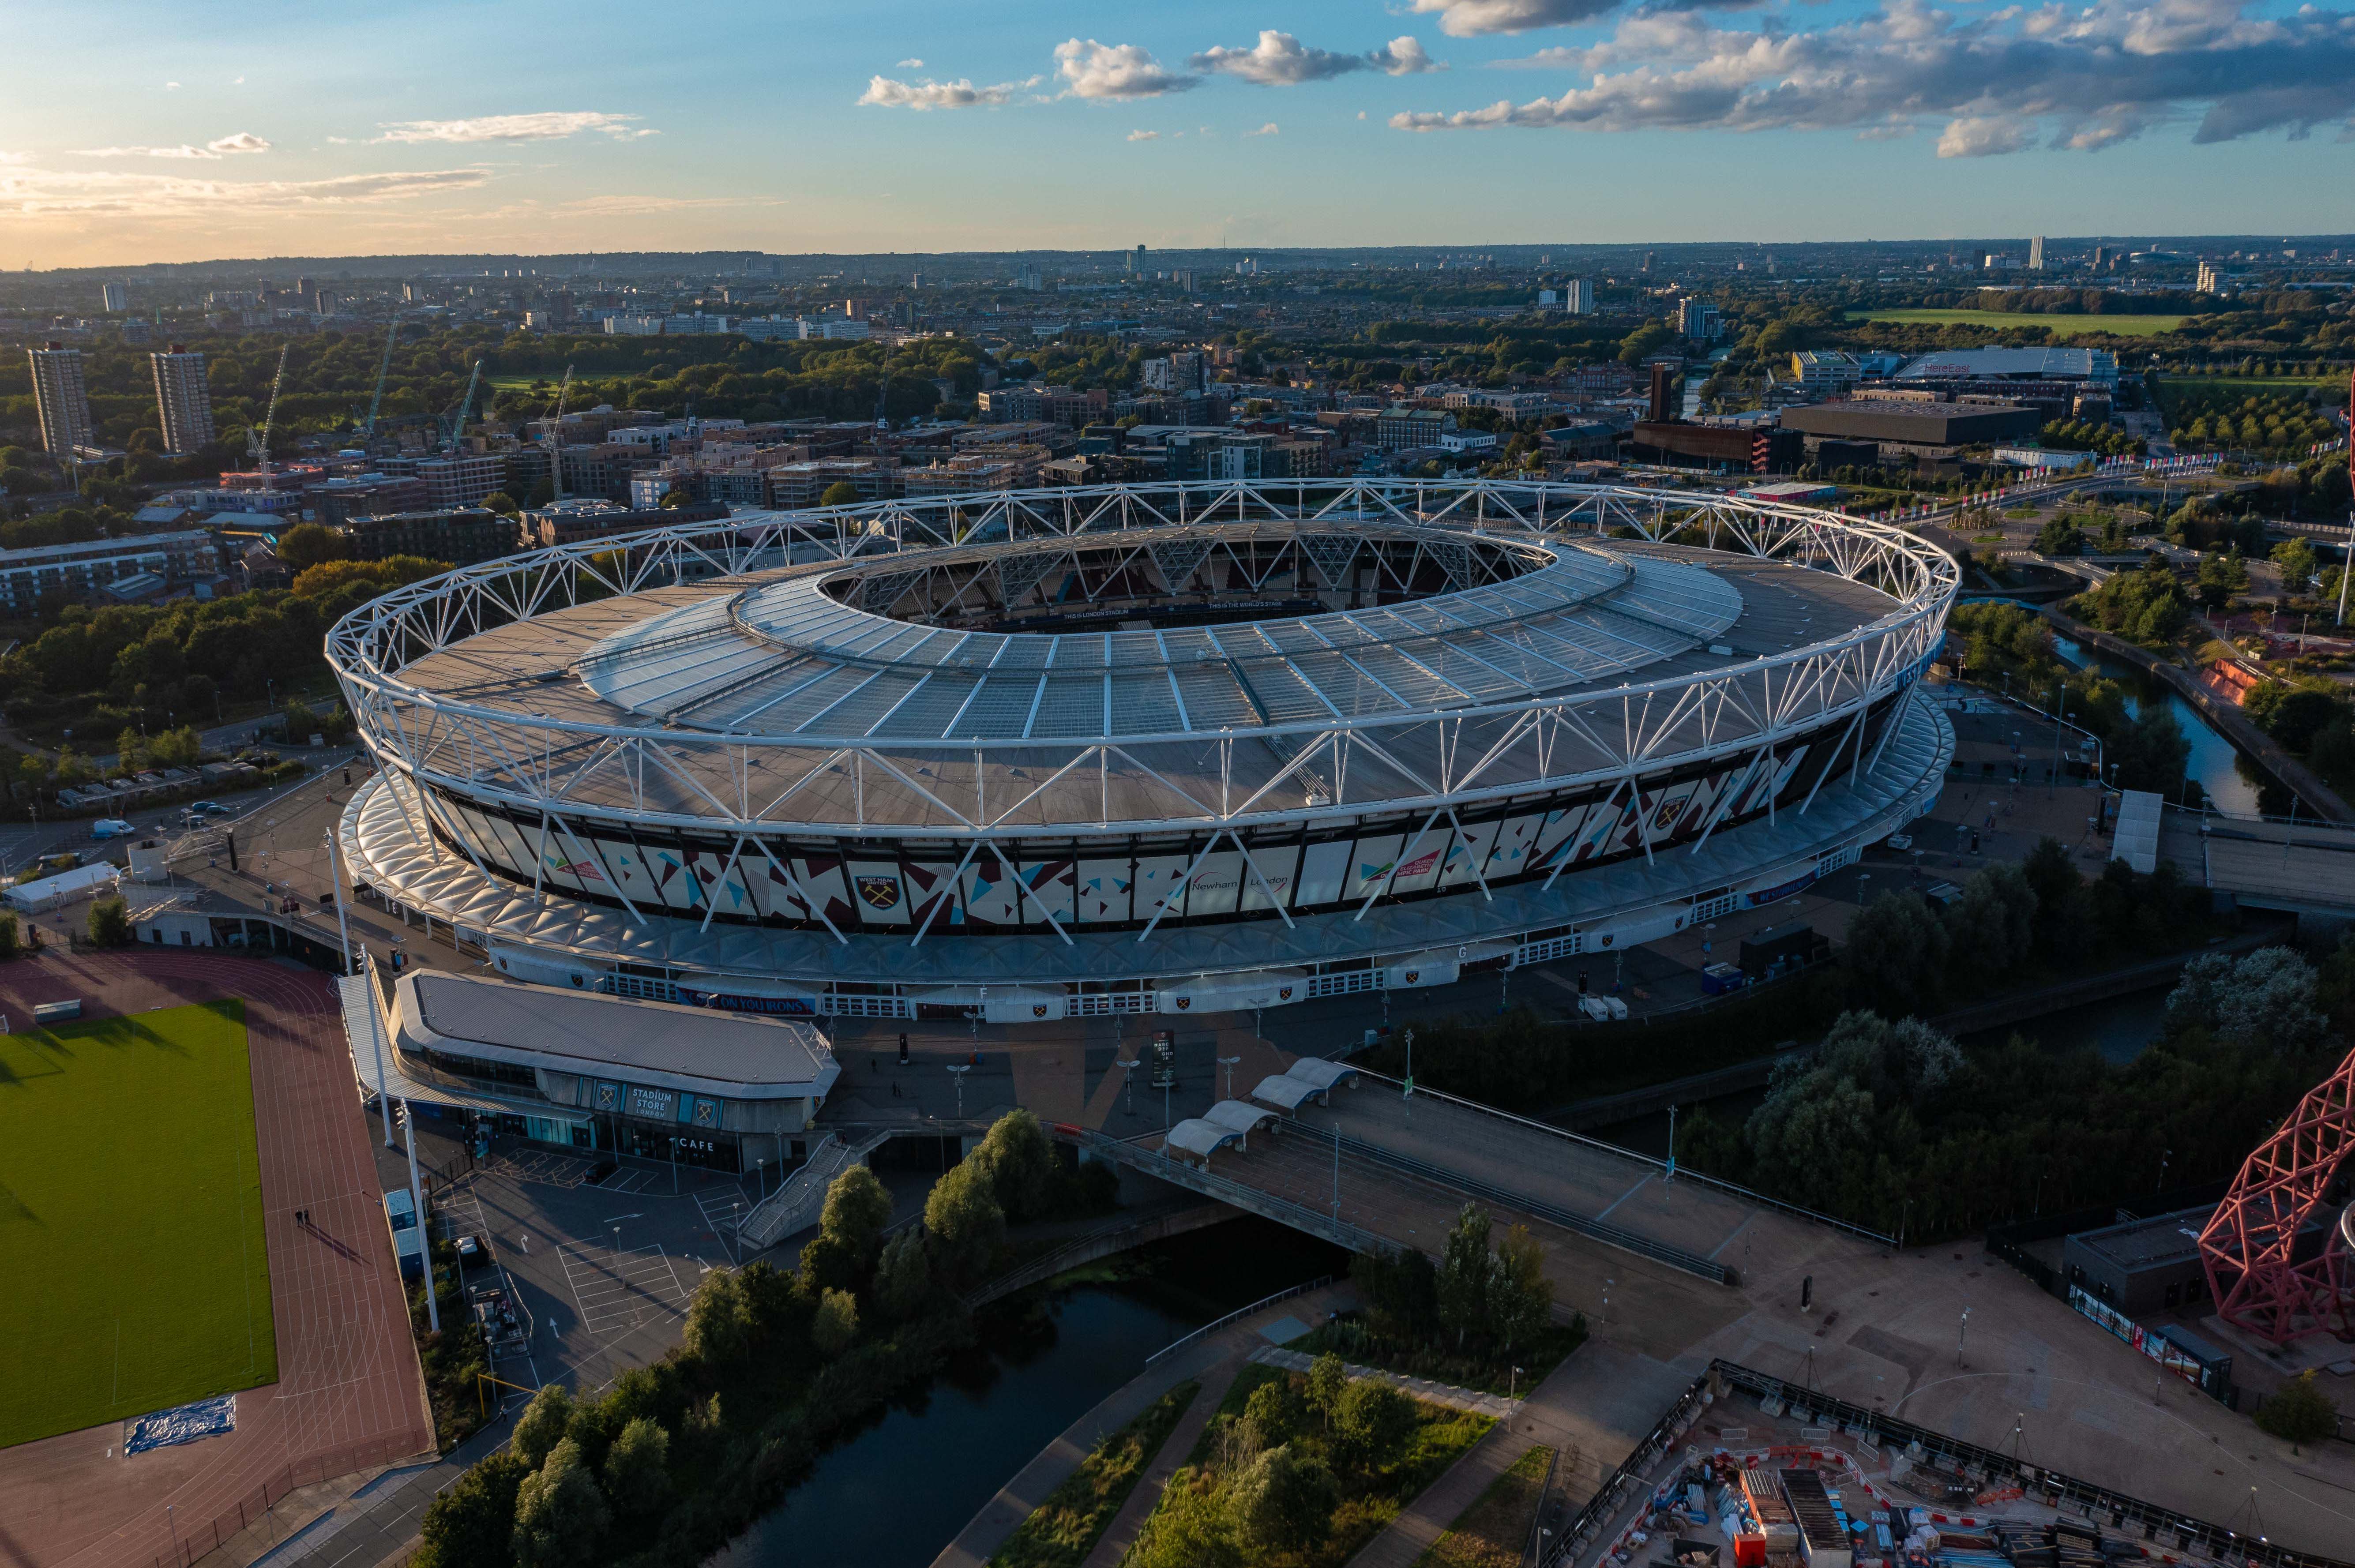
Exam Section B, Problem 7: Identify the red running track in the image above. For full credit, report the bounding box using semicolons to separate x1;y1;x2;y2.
0;948;436;1568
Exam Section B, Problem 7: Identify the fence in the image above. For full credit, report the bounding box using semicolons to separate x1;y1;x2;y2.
1338;1067;1895;1250
1145;1275;1337;1366
143;1433;431;1568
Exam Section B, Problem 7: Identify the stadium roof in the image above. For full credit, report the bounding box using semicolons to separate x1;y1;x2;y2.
1893;347;2118;383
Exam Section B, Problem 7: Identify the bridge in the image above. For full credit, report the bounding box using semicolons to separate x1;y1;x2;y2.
2162;807;2355;915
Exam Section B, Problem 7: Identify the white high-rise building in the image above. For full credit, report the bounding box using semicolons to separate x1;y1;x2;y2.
101;281;129;312
2028;236;2046;271
28;343;94;456
151;345;216;455
2196;259;2221;294
1563;278;1594;315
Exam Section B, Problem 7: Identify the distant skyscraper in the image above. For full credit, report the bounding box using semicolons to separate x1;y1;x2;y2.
2196;259;2222;294
1130;243;1147;276
152;345;216;454
101;281;128;312
28;343;94;456
1564;278;1595;315
2028;236;2046;271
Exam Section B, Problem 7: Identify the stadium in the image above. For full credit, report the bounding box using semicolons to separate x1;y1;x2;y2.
329;479;1955;1020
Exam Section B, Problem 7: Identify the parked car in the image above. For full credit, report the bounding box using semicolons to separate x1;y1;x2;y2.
90;818;135;839
454;1233;489;1269
187;799;226;816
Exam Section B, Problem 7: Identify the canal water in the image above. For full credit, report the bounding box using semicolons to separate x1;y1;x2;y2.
713;1216;1348;1568
2051;637;2266;816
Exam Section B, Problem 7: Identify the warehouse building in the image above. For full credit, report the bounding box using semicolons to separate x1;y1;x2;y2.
1779;401;2040;460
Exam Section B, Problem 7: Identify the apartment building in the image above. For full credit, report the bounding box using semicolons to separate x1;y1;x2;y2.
150;346;217;454
0;531;221;611
28;343;94;455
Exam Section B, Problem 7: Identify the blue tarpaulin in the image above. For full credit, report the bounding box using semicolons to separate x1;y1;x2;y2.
124;1394;236;1455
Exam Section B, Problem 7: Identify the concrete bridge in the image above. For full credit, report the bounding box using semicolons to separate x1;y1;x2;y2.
2162;808;2355;919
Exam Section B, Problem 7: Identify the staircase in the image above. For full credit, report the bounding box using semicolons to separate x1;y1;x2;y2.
736;1130;892;1253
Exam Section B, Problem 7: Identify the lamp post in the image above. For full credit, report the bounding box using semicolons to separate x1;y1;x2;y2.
400;1099;438;1332
1218;1054;1240;1100
1957;1305;1972;1369
321;828;354;975
1666;1103;1678;1183
948;1063;970;1120
1119;1055;1139;1117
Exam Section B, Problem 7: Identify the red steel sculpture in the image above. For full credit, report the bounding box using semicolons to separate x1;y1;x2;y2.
2197;1043;2355;1345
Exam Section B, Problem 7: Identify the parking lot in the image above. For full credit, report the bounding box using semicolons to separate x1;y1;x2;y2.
375;1122;755;1396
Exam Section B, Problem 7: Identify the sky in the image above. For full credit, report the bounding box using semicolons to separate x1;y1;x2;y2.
4;0;2353;269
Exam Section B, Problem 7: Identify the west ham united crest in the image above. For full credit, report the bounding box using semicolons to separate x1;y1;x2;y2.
857;875;901;911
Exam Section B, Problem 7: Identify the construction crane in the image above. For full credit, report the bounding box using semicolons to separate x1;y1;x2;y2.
546;364;575;504
361;319;400;438
251;344;290;492
442;358;483;450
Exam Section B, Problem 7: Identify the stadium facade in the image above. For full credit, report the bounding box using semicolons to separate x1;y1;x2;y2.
330;480;1954;1020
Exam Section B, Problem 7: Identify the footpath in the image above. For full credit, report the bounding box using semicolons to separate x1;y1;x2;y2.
929;1281;1356;1568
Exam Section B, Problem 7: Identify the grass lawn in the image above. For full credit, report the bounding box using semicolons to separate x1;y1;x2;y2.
1844;308;2186;337
0;1000;275;1448
1416;1444;1554;1568
988;1380;1198;1568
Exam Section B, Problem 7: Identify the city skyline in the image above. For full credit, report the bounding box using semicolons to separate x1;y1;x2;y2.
6;0;2355;270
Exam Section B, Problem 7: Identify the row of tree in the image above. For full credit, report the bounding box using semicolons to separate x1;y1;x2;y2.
1677;937;2351;1237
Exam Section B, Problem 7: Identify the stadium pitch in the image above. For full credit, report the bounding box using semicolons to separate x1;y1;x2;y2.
0;1000;276;1448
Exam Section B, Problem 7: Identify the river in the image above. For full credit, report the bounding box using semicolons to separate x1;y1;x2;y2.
712;1216;1348;1568
2051;636;2267;816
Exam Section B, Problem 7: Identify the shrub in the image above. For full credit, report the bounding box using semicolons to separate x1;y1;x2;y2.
413;1450;528;1568
86;896;130;948
2256;1372;2341;1446
811;1287;860;1354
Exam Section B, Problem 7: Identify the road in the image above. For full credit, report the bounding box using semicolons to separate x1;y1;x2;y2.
0;744;365;883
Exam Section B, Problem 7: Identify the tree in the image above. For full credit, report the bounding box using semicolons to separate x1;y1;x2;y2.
2167;946;2325;1051
1946;862;2037;984
1305;1353;1348;1432
481;490;520;515
86;897;131;948
1491;1224;1553;1352
0;912;19;962
1436;1204;1493;1349
812;1286;860;1353
1236;1377;1301;1459
818;480;862;507
512;1384;576;1468
680;1267;753;1369
414;1451;528;1568
874;1226;933;1320
971;1108;1057;1221
1129;1484;1242;1568
923;1156;1006;1288
511;1437;609;1568
600;1416;672;1519
2111;708;2192;800
2255;1371;2341;1446
1332;1378;1416;1476
2272;537;2318;588
277;521;350;573
1351;1246;1438;1341
1840;890;1949;1017
1228;1443;1337;1554
800;1164;893;1290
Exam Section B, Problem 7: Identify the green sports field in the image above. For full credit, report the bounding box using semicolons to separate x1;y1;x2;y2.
0;1001;276;1448
1844;308;2187;337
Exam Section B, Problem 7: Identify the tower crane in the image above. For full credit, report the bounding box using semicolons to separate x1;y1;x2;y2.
251;344;290;492
443;359;483;449
361;319;399;439
546;365;575;505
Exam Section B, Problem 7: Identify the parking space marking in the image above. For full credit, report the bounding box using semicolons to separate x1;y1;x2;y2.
435;1184;488;1242
555;1242;691;1337
590;1166;659;1195
486;1148;593;1187
693;1190;750;1264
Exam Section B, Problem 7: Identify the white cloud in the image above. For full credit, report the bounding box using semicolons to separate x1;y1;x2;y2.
0;165;490;218
1371;37;1446;75
1408;0;1622;37
1390;0;2355;154
1054;38;1199;99
372;112;650;143
1127;128;1161;140
165;81;180;89
1247;121;1280;135
1935;115;2037;155
859;75;1038;109
72;131;274;160
233;75;246;85
1191;30;1446;84
898;57;924;68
